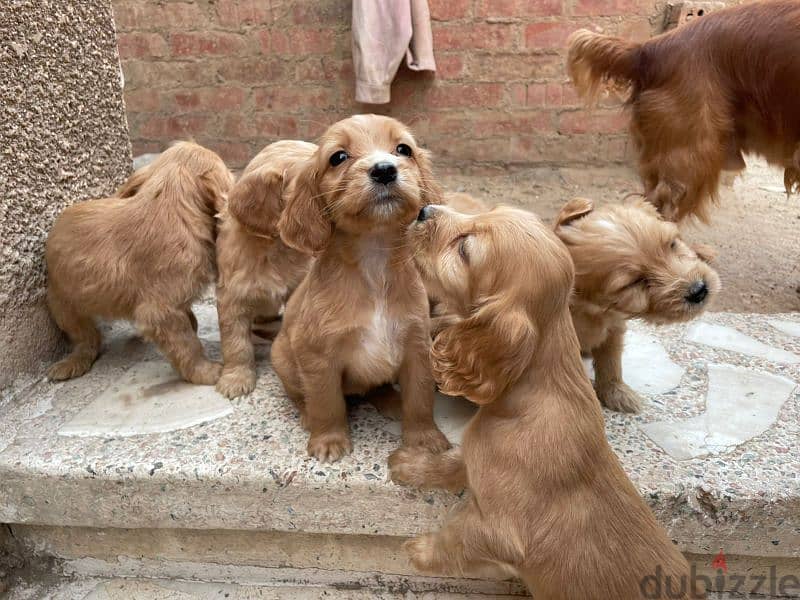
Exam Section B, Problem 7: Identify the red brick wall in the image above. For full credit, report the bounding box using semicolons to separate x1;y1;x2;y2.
113;0;703;170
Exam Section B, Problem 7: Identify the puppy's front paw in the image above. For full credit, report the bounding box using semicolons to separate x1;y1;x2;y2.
404;535;441;574
47;356;93;381
388;447;432;488
186;361;223;386
403;425;450;454
596;381;643;413
307;431;352;463
215;367;256;398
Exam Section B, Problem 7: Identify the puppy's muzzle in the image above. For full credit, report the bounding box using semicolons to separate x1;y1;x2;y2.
369;161;398;185
685;280;709;304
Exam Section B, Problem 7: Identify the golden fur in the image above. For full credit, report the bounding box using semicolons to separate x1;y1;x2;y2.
555;198;720;412
214;140;317;398
390;205;704;600
46;142;233;383
567;1;800;221
270;114;449;462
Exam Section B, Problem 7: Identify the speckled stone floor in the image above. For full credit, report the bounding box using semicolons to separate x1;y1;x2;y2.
1;306;798;561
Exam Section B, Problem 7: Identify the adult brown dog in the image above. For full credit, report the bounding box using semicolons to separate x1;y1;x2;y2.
390;204;704;599
215;140;317;398
46;142;232;383
568;1;800;221
271;114;449;462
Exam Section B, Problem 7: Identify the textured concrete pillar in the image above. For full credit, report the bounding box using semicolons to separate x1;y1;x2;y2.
0;1;132;389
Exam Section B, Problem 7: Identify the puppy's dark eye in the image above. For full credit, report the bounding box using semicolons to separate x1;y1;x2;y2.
456;236;469;262
329;150;348;167
396;143;413;157
670;239;677;250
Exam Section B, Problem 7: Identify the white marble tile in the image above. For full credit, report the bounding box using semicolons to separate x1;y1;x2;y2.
686;321;800;364
379;392;477;445
58;361;233;438
583;329;685;396
768;318;800;339
639;364;797;460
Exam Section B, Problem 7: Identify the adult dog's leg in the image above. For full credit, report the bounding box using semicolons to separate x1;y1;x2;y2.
135;304;221;385
47;290;101;380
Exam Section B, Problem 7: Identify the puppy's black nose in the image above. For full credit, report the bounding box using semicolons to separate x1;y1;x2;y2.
417;205;435;222
685;280;709;304
369;162;397;185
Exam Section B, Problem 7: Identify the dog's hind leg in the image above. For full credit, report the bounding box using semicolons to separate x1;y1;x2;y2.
47;291;101;380
405;497;522;580
135;303;222;385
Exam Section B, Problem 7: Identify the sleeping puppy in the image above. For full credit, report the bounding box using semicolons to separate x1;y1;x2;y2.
214;140;317;398
389;205;704;600
46;142;233;383
554;197;720;412
271;114;449;462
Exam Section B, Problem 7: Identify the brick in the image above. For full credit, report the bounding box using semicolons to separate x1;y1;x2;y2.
433;24;515;51
471;113;552;137
295;57;350;82
131;140;163;156
114;2;205;31
477;0;563;17
508;83;527;106
468;54;550;81
557;110;628;134
435;54;465;79
291;1;349;25
122;88;161;113
545;83;581;107
172;87;247;113
573;0;644;16
219;57;286;84
525;22;574;49
207;141;252;168
429;0;471;20
258;29;336;55
254;87;334;113
526;83;547;106
139;115;211;139
170;32;248;57
117;33;168;59
436;136;514;163
254;114;301;138
217;0;273;28
123;61;218;90
221;114;258;140
427;84;504;109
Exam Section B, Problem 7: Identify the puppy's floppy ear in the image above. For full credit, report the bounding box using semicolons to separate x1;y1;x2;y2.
277;158;332;254
227;169;283;237
116;165;152;198
431;300;536;405
691;242;716;263
554;197;594;229
415;147;444;206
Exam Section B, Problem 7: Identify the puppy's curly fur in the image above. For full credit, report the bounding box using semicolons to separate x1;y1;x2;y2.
270;114;449;462
567;0;800;221
390;204;704;599
214;140;317;398
555;198;720;412
46;142;233;383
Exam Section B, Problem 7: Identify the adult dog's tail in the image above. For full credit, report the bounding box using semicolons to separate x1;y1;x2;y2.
567;30;641;105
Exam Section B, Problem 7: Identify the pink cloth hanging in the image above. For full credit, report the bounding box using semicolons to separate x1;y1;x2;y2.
351;0;437;104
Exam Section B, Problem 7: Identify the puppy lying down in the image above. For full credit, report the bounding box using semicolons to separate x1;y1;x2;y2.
46;142;233;383
555;197;719;412
215;140;317;399
390;205;704;599
271;114;449;462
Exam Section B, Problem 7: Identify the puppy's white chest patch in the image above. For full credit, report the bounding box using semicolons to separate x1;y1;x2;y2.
360;300;405;371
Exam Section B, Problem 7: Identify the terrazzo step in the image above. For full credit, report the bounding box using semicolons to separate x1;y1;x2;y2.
1;305;799;595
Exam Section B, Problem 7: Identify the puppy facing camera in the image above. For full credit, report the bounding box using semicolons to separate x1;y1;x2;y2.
555;196;721;412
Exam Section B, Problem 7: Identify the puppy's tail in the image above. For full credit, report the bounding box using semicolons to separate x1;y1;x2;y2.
567;29;641;105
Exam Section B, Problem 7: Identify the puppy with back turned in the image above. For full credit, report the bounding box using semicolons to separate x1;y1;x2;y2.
272;114;449;462
214;140;317;398
567;0;800;221
46;142;233;383
390;204;704;599
555;197;720;412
